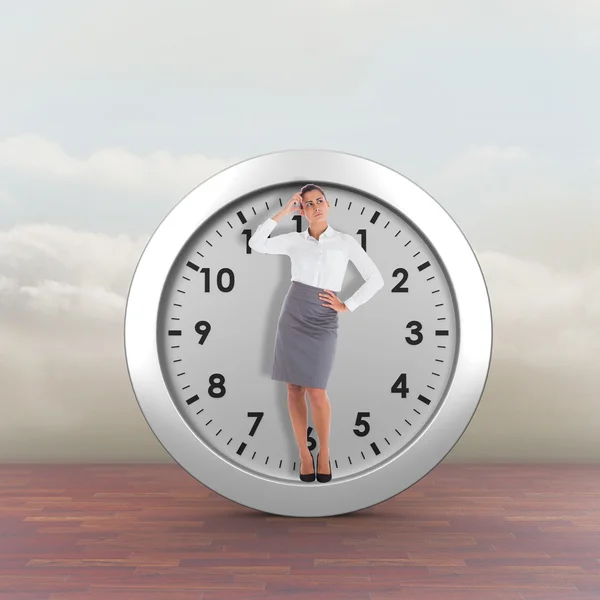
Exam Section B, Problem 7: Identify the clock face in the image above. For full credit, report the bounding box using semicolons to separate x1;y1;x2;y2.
157;184;457;483
125;149;492;517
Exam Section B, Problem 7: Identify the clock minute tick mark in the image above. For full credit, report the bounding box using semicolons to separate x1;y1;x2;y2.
206;240;213;247
196;251;204;257
404;240;411;247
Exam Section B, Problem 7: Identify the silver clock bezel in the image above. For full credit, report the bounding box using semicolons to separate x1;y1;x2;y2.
124;149;492;517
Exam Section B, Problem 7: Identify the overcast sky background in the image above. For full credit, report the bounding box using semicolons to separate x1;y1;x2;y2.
1;0;599;462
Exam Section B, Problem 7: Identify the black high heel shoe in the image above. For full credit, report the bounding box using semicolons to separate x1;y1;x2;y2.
316;452;332;483
299;453;315;482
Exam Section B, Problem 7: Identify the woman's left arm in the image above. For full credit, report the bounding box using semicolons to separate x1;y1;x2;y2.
342;235;385;312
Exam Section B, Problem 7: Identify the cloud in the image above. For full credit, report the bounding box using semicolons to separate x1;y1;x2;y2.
0;309;162;461
1;133;599;270
480;251;600;368
2;213;597;363
0;137;599;461
0;134;236;193
1;134;598;275
0;194;599;461
422;143;600;272
0;223;146;321
0;134;237;234
0;222;164;460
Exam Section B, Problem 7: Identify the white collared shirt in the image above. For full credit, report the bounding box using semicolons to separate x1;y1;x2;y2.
248;217;384;312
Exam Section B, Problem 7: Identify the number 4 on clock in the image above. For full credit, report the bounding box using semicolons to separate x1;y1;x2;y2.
391;373;409;397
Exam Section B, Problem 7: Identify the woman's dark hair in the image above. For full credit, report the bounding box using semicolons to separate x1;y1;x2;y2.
300;183;326;199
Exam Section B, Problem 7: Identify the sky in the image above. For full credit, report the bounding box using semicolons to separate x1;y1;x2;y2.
0;0;599;461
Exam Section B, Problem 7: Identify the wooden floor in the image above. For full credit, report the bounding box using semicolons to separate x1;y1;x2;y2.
0;463;599;599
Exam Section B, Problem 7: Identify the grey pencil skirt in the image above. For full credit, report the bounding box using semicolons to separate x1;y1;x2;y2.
271;280;339;389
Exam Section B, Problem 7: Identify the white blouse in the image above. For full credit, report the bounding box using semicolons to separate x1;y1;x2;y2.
248;217;384;312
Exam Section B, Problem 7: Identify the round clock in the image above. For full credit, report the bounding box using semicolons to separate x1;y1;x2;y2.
124;149;492;517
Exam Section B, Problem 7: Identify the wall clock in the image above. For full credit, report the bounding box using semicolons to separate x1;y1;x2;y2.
124;149;492;517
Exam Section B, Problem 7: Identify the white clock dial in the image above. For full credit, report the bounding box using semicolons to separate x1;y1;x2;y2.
125;149;492;517
157;183;457;483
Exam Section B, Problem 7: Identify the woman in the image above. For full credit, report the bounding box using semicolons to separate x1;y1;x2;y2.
248;184;384;483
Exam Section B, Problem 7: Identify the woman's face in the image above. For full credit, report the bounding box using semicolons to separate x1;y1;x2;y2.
300;189;330;224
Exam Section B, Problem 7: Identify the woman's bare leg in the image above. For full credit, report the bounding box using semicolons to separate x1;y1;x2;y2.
286;383;313;474
306;387;331;474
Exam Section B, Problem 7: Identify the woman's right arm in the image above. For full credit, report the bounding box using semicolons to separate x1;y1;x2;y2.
248;194;302;255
